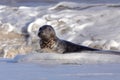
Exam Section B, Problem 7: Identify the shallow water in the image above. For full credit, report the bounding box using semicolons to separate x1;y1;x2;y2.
0;62;120;80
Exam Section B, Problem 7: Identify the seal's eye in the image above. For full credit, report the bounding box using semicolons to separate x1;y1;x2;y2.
48;28;52;31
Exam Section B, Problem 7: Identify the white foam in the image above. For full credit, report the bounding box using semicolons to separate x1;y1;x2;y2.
27;18;46;33
49;1;80;10
0;22;15;33
14;52;120;64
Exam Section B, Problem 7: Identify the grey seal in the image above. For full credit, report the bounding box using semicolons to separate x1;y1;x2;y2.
38;25;100;53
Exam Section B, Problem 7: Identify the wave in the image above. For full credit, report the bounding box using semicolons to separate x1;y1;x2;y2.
49;2;102;10
13;51;120;64
1;0;120;64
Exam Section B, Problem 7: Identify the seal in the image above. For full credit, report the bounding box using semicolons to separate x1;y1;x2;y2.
38;25;100;53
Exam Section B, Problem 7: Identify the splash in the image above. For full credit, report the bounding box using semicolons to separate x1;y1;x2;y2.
13;51;120;64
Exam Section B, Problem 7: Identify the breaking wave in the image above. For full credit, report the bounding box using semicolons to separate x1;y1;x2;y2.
13;51;120;64
1;0;120;65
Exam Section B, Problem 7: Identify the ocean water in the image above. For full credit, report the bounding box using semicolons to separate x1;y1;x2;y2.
1;1;120;80
0;0;120;64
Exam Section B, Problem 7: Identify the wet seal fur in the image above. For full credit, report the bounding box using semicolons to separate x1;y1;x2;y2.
38;25;120;55
38;25;100;53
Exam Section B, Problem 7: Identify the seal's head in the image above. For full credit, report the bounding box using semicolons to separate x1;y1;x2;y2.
38;25;56;40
